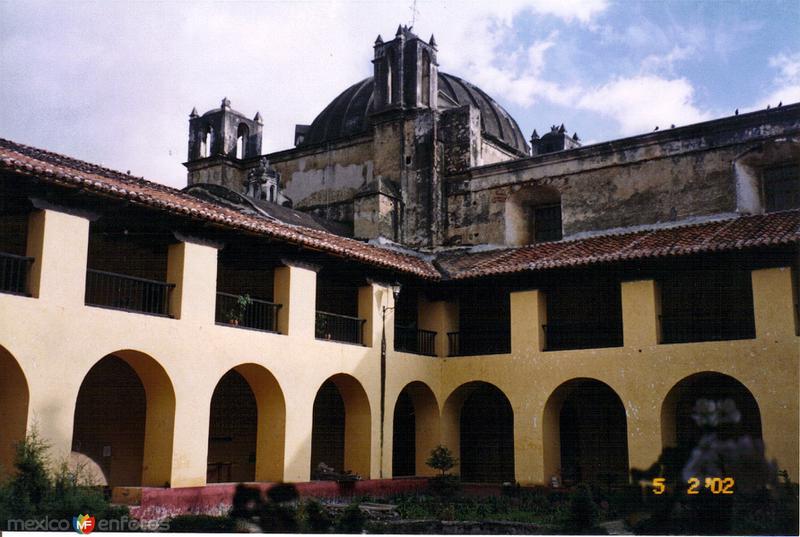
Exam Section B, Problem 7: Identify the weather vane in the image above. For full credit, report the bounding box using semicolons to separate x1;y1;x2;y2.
409;0;418;29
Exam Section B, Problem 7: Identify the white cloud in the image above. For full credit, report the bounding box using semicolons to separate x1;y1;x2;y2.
641;45;695;75
750;51;800;110
577;76;711;135
528;0;609;24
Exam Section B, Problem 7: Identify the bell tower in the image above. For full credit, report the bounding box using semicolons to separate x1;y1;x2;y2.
372;25;438;114
185;97;263;188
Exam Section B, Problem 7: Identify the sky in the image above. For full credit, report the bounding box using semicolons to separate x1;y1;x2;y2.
1;0;799;188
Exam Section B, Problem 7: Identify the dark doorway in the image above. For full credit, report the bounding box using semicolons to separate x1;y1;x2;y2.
207;370;257;483
558;380;628;486
310;380;345;475
460;383;514;483
392;390;416;477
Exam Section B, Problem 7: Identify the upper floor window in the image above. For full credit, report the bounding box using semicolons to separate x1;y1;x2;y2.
763;163;799;212
201;125;213;158
533;203;563;243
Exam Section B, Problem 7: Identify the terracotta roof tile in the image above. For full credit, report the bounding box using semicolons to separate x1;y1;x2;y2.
439;211;800;279
1;138;797;282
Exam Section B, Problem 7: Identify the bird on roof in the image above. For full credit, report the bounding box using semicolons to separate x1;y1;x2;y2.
654;126;659;131
735;109;739;115
778;101;782;107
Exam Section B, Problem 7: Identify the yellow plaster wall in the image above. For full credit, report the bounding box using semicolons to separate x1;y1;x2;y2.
1;207;797;489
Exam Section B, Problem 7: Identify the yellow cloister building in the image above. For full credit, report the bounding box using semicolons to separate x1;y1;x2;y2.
0;53;798;503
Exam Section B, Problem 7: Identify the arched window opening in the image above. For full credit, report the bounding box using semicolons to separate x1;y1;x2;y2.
421;51;431;107
207;370;257;483
661;372;762;451
236;124;249;159
310;375;371;479
385;54;394;105
201;125;213;158
543;379;629;487
71;352;175;488
0;347;29;480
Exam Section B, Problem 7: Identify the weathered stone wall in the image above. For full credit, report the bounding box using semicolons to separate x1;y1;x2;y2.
440;105;480;175
268;137;374;217
480;138;520;166
445;108;800;246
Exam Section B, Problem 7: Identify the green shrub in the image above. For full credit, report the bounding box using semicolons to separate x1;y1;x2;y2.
335;502;366;533
566;484;599;532
0;431;128;530
301;499;331;533
425;445;457;477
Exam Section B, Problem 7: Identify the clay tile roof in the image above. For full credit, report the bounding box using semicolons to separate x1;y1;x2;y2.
0;138;440;279
438;211;800;279
1;137;797;282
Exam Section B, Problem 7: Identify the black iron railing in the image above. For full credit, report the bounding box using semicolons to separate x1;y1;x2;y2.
543;320;623;351
215;292;281;333
315;311;366;345
85;269;174;316
0;252;33;296
448;331;510;357
395;327;437;356
660;314;755;344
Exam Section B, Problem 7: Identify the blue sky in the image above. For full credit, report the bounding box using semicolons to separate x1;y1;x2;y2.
1;0;798;187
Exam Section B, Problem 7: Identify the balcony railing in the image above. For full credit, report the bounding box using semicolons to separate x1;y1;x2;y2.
543;320;623;351
315;311;366;345
395;327;437;356
660;314;755;344
0;252;33;296
448;331;510;357
85;269;174;317
215;292;281;333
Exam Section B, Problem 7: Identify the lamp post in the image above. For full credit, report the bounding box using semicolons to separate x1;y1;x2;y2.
379;282;402;479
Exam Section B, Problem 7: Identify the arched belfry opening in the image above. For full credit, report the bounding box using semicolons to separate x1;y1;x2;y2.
543;379;629;487
201;125;214;158
661;372;762;451
0;346;28;479
71;351;175;487
420;50;431;107
392;381;440;477
310;374;371;479
505;186;563;246
442;381;514;483
207;364;286;483
236;123;249;159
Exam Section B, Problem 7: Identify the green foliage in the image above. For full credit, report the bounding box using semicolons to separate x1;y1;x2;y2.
566;484;600;532
167;514;238;532
0;431;128;530
425;445;457;476
227;293;252;323
335;502;366;534
391;488;572;526
299;499;331;533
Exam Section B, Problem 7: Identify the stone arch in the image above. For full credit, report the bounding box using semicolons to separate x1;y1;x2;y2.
504;185;562;246
391;381;440;477
310;374;371;479
543;378;628;486
207;364;286;483
0;345;29;478
661;371;762;450
442;381;514;483
733;139;800;214
71;350;175;487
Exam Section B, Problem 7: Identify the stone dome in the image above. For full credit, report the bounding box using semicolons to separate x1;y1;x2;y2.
300;72;530;155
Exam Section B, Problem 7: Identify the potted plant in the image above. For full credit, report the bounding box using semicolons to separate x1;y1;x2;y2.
227;294;252;326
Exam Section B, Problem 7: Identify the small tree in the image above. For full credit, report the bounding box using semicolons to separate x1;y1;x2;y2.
426;445;457;477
